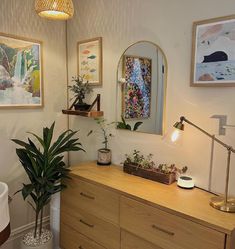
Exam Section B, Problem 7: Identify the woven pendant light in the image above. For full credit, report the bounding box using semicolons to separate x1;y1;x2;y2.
35;0;74;20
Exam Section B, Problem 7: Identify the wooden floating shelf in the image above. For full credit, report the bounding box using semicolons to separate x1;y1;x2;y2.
62;109;104;118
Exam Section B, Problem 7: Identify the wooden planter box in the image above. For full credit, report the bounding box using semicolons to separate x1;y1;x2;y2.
123;163;176;185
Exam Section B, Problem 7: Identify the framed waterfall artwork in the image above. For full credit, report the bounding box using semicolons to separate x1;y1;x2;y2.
0;33;43;108
122;55;152;119
191;15;235;87
77;37;102;86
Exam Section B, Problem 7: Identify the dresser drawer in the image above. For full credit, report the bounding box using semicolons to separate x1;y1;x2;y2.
121;230;162;249
62;177;119;224
60;223;106;249
61;208;120;249
120;196;225;249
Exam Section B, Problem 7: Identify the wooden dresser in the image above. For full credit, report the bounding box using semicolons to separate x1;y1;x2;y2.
60;162;235;249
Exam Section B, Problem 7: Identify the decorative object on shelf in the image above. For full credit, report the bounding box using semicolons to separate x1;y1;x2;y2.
62;93;103;117
123;150;187;185
177;176;195;189
191;15;235;87
0;33;43;108
122;55;152;119
88;118;114;165
173;116;235;212
77;37;102;86
68;75;93;111
0;182;10;246
116;41;167;135
12;122;84;249
116;115;143;131
35;0;74;20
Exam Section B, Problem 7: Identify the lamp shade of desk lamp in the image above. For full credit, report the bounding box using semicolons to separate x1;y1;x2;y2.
172;116;235;213
35;0;74;20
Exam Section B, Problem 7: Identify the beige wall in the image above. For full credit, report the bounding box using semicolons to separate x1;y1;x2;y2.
68;0;235;196
0;0;67;240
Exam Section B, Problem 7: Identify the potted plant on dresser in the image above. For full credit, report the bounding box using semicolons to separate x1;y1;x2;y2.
123;150;188;184
12;122;84;249
88;118;114;165
68;75;93;111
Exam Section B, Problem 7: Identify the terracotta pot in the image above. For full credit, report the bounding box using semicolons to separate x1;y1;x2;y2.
20;229;53;249
97;148;112;165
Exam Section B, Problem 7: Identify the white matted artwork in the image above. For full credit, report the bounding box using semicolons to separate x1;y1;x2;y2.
191;15;235;87
77;37;102;86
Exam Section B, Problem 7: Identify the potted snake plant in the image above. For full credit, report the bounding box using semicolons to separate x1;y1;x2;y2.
12;122;84;249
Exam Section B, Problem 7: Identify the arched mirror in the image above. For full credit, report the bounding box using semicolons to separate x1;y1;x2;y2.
116;41;167;135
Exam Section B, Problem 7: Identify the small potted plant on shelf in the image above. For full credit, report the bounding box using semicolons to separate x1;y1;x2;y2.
12;122;84;249
88;118;114;165
123;150;187;184
68;75;93;111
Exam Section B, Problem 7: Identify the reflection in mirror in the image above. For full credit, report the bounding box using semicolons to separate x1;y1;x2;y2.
116;41;167;135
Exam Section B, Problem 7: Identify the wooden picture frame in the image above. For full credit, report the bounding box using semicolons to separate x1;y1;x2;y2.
191;15;235;87
0;33;43;108
77;37;102;86
122;55;152;120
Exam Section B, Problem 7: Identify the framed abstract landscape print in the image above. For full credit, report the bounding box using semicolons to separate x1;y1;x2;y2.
77;37;102;86
191;15;235;87
122;55;152;119
0;33;43;108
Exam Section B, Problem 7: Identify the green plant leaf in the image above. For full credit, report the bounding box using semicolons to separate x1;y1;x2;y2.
133;122;143;131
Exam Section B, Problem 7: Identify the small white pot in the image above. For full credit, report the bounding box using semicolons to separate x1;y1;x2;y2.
97;148;112;165
20;229;53;249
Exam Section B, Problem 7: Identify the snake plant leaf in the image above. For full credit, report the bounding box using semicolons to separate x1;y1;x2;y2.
133;122;143;131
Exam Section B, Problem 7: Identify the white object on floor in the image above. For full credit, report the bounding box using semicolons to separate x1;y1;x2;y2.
0;182;10;232
177;176;195;189
50;192;60;249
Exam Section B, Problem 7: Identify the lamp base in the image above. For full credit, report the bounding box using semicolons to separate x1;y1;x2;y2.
210;196;235;212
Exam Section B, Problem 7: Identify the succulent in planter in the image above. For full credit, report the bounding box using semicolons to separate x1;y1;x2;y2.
124;150;155;169
123;150;188;184
68;75;93;111
12;122;84;249
88;118;115;165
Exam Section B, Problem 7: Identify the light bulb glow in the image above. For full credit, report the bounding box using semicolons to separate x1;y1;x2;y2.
171;129;181;142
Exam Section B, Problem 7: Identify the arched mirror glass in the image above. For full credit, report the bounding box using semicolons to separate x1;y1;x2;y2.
116;41;167;135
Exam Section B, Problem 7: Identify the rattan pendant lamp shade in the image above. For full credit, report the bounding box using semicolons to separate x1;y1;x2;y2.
35;0;74;20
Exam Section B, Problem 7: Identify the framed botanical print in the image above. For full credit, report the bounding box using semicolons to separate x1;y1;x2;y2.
77;37;102;86
0;33;43;108
122;55;152;119
191;15;235;87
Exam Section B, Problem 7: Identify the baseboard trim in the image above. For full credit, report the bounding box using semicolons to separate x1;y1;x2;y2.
7;216;50;242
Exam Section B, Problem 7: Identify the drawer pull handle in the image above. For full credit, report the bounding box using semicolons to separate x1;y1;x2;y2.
80;192;95;200
152;224;175;236
79;219;94;228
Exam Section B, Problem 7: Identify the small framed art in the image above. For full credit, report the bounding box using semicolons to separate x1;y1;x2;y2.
0;33;43;108
191;15;235;87
77;37;102;86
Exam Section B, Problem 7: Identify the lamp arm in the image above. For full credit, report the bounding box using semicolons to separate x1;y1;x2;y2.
181;116;235;153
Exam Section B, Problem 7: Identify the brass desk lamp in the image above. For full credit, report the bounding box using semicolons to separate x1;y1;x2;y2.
173;116;235;213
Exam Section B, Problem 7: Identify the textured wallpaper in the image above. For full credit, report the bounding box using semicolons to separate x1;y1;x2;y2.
67;0;235;197
0;0;67;236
